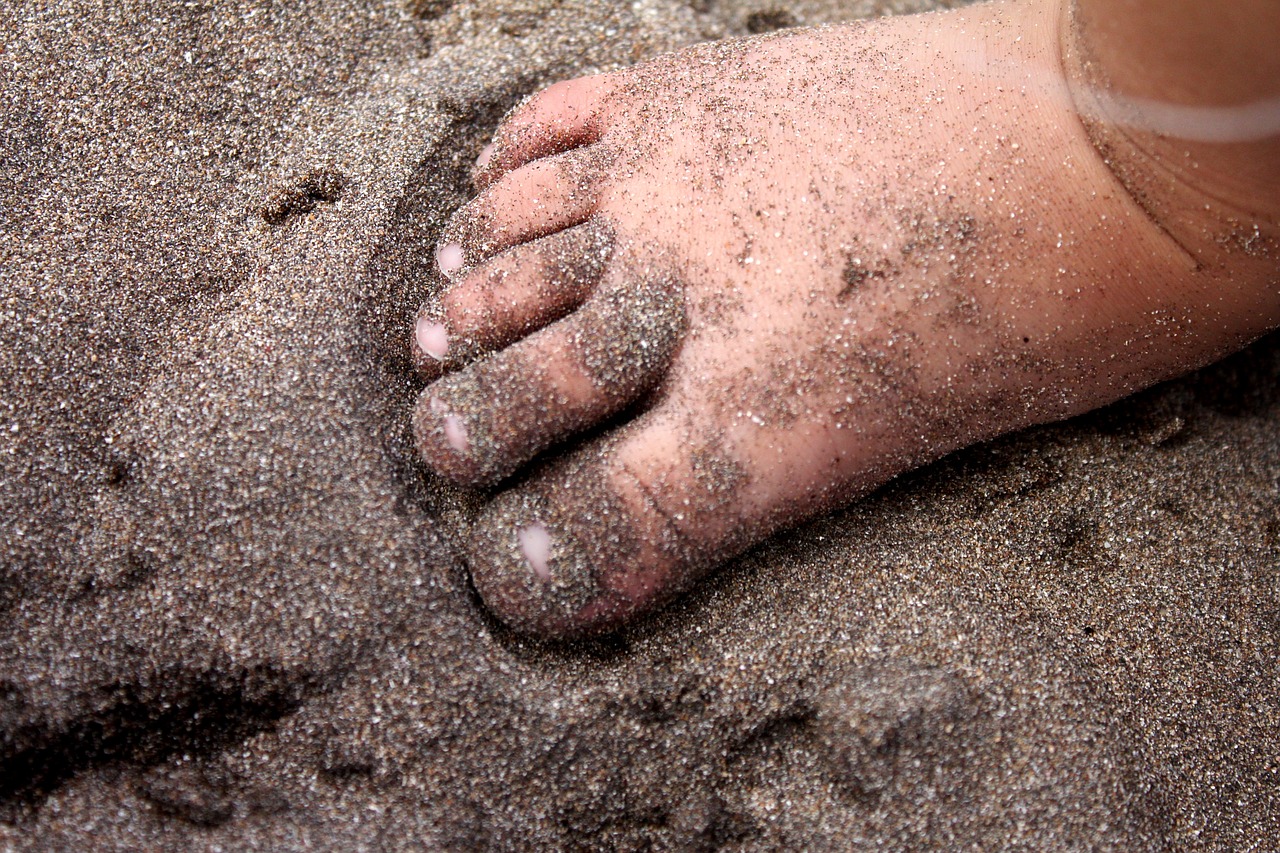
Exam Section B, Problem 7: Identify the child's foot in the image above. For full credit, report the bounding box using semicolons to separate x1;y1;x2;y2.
413;0;1279;638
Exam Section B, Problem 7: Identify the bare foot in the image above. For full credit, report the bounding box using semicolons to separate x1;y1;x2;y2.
412;0;1279;638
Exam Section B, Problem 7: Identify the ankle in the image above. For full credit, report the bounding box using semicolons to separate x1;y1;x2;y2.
1058;0;1280;342
1061;0;1280;216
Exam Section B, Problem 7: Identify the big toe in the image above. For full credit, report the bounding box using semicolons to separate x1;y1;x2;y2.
464;405;767;639
466;437;686;638
463;364;908;638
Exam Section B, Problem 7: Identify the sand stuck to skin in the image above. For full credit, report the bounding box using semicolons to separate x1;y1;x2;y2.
1;0;1276;849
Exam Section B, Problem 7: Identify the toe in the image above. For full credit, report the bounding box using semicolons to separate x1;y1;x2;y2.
414;265;687;488
475;75;618;189
438;145;612;276
463;371;908;638
463;405;758;640
411;221;615;379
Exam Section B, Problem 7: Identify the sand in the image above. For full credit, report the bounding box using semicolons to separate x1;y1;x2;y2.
1;0;1277;849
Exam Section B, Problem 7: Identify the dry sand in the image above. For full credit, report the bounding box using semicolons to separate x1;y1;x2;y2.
1;0;1277;849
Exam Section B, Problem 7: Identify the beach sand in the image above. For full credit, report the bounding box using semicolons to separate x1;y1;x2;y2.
2;0;1277;848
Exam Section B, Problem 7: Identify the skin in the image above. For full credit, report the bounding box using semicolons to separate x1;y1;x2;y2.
411;0;1280;639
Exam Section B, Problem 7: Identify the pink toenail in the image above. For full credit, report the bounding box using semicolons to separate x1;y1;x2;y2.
518;524;552;581
475;143;494;170
415;318;449;361
428;397;469;454
436;243;464;275
443;414;468;453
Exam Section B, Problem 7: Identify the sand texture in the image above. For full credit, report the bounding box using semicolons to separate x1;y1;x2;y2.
2;0;1277;849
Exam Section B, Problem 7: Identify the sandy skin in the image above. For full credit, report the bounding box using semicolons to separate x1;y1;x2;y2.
412;0;1280;638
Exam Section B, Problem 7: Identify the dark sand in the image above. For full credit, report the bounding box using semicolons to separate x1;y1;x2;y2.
2;0;1277;849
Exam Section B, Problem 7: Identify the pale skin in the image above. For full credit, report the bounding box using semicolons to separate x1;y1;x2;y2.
411;0;1280;639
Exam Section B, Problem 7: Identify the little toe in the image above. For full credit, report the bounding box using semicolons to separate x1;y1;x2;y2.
439;145;612;275
411;221;616;379
474;75;618;189
413;267;687;488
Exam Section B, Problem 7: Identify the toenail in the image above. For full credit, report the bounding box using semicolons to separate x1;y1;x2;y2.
475;143;494;171
428;396;470;454
443;414;468;453
415;318;449;361
436;242;464;276
517;523;552;581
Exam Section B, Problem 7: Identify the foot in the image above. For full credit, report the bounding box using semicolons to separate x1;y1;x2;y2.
412;0;1279;638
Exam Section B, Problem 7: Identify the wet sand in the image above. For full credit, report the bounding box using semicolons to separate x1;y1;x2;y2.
1;0;1277;849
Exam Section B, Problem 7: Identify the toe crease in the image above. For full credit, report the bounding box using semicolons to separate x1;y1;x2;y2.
613;457;697;565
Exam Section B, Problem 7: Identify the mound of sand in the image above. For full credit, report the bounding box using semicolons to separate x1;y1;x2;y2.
2;0;1276;848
